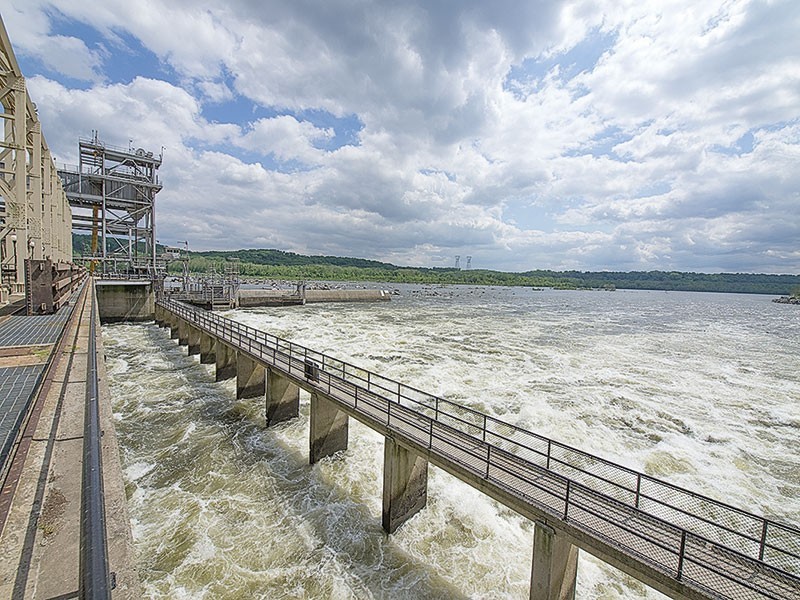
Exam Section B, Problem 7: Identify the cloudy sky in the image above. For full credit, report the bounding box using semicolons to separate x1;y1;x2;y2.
3;0;798;273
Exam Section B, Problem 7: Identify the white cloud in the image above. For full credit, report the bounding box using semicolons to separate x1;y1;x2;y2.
236;116;333;165
2;1;105;81
6;0;800;272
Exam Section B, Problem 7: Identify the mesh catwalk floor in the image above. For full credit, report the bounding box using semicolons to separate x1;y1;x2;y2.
0;297;76;472
0;366;43;469
0;309;72;347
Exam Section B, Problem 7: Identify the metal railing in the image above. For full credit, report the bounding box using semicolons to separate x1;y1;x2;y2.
80;282;112;599
159;298;800;600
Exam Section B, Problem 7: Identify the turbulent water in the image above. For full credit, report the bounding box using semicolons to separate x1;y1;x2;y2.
103;285;800;599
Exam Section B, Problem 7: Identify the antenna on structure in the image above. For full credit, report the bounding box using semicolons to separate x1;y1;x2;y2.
454;255;460;269
465;256;472;270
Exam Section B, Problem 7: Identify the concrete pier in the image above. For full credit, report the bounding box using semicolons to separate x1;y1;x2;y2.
95;280;154;322
382;438;429;533
265;368;299;426
169;319;180;340
187;325;201;356
154;304;165;326
237;353;265;399
215;341;237;381
199;331;216;364
177;319;189;346
309;392;349;464
530;522;578;600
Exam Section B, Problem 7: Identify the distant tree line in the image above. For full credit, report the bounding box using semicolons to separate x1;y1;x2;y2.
166;247;800;295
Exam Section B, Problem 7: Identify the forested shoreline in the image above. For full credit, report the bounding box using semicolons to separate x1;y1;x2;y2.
72;237;800;295
183;248;800;295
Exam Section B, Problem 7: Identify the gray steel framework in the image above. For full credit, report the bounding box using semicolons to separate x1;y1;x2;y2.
58;134;162;275
159;297;800;600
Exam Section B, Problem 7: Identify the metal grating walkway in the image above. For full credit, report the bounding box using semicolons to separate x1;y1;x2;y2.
0;366;44;468
0;310;72;347
0;295;77;473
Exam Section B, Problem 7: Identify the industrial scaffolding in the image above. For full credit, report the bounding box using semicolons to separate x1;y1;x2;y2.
0;17;73;299
58;134;163;276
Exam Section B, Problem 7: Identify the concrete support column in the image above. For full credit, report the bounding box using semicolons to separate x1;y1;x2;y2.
199;331;216;364
158;307;170;328
237;353;266;399
309;392;348;464
187;325;201;356
530;522;578;600
177;319;189;346
382;437;428;534
214;341;236;381
154;305;164;326
265;368;299;426
169;316;180;339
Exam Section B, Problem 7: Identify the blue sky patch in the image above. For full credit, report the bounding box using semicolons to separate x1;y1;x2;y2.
44;11;177;86
710;128;755;156
504;27;618;97
564;125;633;160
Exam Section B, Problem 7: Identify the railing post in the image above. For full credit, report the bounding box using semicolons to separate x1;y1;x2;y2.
677;531;687;580
759;521;768;561
563;480;571;521
635;474;642;508
485;445;491;478
482;414;487;442
546;439;551;470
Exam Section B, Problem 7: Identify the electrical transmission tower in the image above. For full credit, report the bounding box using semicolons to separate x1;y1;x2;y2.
454;255;460;269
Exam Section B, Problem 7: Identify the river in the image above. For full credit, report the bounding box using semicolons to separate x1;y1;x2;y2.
103;285;800;599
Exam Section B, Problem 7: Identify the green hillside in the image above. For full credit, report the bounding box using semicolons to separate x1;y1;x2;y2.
73;235;800;294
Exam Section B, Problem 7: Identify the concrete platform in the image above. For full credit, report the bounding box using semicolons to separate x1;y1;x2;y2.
0;282;140;598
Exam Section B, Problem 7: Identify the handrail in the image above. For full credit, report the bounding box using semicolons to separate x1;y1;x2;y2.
158;298;800;598
79;281;112;599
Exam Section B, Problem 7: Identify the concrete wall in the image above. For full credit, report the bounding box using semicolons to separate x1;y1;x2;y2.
237;288;390;307
96;281;154;323
305;289;390;303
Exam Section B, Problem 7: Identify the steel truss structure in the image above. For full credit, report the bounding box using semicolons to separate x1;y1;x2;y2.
58;134;163;276
0;17;73;298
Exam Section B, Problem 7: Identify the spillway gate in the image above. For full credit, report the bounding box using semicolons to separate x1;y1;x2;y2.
154;298;800;600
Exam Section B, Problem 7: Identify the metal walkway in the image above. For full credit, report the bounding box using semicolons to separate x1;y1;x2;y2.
158;298;800;600
0;302;76;473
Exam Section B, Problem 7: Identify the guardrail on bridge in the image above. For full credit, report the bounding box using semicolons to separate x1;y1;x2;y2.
157;298;800;600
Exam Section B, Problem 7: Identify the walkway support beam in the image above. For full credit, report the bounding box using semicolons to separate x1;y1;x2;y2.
177;319;189;346
187;325;201;356
382;438;428;534
237;353;265;399
214;341;236;381
530;522;578;600
309;392;348;464
265;368;299;426
199;331;215;364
